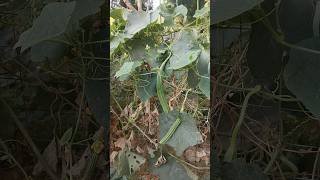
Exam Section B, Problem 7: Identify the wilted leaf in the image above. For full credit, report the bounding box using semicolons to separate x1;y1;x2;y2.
212;0;264;24
159;111;203;156
284;38;320;117
169;30;201;70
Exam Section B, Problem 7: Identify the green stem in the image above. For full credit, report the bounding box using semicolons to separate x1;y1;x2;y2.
224;85;261;162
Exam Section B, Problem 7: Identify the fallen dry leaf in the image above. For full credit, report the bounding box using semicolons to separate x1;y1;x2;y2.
33;138;57;175
114;137;126;149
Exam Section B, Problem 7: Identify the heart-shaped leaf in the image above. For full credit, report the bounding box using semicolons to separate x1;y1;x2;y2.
159;111;203;156
169;30;201;70
14;2;76;51
284;38;320;118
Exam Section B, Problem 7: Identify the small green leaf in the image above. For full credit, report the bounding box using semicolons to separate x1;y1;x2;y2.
115;61;142;81
60;128;73;145
174;5;188;22
193;6;209;18
136;73;157;102
159;111;203;156
199;76;210;99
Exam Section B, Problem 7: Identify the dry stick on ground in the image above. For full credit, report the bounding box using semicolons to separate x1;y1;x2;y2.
0;98;59;180
123;0;137;11
136;0;143;11
312;148;320;180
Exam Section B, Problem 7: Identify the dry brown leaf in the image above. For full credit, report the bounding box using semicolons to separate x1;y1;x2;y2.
70;147;91;176
110;151;118;165
33;138;57;175
114;137;127;149
185;149;200;163
136;146;144;154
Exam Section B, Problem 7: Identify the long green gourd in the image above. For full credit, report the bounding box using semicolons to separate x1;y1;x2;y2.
156;51;182;145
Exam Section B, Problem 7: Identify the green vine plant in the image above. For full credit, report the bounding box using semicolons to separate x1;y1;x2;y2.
111;0;210;179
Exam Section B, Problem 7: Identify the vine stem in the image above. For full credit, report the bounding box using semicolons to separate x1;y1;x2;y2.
224;85;261;162
0;98;59;180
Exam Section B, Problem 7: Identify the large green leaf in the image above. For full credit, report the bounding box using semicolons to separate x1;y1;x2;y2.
111;9;160;54
115;61;142;81
30;41;67;62
15;0;104;53
159;111;203;156
168;30;201;70
284;38;320;117
124;10;160;35
212;0;264;24
14;2;76;51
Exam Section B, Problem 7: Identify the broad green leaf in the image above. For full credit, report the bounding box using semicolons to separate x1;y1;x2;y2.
284;38;320;118
159;111;203;156
111;9;160;54
31;41;67;62
169;30;201;70
150;155;191;180
71;0;104;21
212;0;264;24
14;2;76;51
193;6;209;18
115;61;142;81
136;73;157;102
124;9;160;35
199;76;210;98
